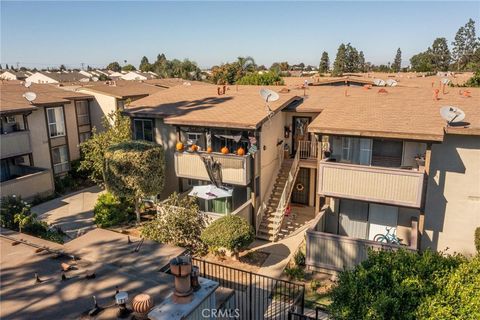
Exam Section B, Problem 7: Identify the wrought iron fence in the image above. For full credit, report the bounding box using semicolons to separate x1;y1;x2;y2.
192;257;305;320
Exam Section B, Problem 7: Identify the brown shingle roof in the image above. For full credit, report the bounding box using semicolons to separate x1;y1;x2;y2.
305;84;480;141
0;83;93;114
77;80;165;99
37;71;89;82
125;84;299;129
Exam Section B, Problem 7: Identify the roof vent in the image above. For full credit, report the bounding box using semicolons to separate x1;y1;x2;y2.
170;256;193;299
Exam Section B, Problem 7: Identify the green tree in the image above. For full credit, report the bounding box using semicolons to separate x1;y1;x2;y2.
431;38;451;71
328;249;464;320
59;64;66;71
93;192;133;227
141;193;208;253
410;51;434;72
319;51;330;73
392;48;402;72
452;18;479;70
417;257;480;320
122;64;136;72
332;43;347;76
139;56;152;72
345;43;360;73
235;56;256;79
79;109;131;184
236;72;284;85
358;51;366;72
107;61;121;72
201;214;254;258
104;140;165;222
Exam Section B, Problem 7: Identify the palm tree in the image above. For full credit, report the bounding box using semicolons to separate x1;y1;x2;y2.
235;56;256;80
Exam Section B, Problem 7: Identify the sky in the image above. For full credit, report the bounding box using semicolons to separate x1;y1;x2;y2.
1;1;479;69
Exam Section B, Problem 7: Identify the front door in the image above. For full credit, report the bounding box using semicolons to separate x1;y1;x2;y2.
292;117;311;155
291;168;310;205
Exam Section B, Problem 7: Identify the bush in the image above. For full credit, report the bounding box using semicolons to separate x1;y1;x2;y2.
417;256;480;319
141;193;208;254
475;227;480;254
284;266;305;281
294;249;306;267
0;195;64;243
328;249;465;320
201;214;254;255
93;192;133;228
465;71;480;87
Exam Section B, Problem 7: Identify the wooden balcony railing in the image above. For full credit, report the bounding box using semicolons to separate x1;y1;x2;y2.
0;130;32;158
318;160;425;208
297;139;318;160
174;151;251;186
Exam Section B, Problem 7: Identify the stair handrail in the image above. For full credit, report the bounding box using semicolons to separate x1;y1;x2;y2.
271;148;301;241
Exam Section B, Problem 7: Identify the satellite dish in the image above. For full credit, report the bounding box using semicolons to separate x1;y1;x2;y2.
24;81;32;88
373;79;386;86
386;79;398;87
260;88;279;103
92;77;99;82
22;92;37;103
440;106;465;124
442;78;450;85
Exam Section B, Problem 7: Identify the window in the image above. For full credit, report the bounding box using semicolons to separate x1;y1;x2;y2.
75;101;90;126
52;145;70;174
133;119;153;141
46;107;65;137
79;132;91;143
340;137;372;165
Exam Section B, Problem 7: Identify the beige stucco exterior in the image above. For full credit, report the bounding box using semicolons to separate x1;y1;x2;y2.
64;101;81;161
28;108;52;169
154;118;179;199
423;134;480;255
78;89;117;132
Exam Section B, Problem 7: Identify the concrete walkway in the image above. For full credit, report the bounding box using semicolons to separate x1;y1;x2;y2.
33;186;104;240
250;205;317;278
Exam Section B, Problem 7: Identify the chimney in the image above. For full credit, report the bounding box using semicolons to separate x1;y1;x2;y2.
217;87;222;95
222;85;226;95
170;256;193;298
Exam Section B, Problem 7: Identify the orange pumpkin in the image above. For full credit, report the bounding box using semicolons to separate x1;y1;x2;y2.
220;146;229;154
207;147;213;153
190;144;198;152
237;147;245;156
176;142;184;152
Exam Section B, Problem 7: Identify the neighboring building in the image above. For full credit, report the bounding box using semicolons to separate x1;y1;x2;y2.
0;70;29;81
76;81;166;131
26;71;90;84
120;71;157;81
0;83;93;199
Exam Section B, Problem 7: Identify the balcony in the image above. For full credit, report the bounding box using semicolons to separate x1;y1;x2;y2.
318;160;425;208
0;167;54;199
1;130;32;158
174;151;251;186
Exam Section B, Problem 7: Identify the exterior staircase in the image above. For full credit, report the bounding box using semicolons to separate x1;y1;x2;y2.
257;150;300;241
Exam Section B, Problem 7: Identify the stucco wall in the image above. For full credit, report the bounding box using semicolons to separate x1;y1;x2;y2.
64;102;80;161
423;134;480;255
28;108;51;169
78;89;117;132
26;73;58;84
155;118;179;199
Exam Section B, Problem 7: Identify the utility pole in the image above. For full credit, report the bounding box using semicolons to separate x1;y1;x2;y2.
81;62;85;70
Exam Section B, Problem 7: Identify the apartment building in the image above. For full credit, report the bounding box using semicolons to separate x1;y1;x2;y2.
0;70;30;81
26;71;90;84
0;83;93;199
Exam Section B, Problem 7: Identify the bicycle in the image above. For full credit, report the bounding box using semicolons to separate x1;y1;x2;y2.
373;227;402;245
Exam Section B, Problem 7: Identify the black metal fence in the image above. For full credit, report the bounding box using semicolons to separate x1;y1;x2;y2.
192;257;305;320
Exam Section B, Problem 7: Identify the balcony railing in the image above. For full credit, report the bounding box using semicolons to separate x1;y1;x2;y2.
318;160;425;208
0;167;54;199
0;130;32;158
174;151;251;186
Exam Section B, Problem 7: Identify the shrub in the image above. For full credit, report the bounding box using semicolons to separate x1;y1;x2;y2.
141;193;208;254
93;192;133;228
465;71;480;87
284;266;305;281
0;195;30;229
328;249;465;320
294;249;306;267
475;227;480;254
201;214;254;255
310;279;321;291
417;256;480;319
236;72;284;85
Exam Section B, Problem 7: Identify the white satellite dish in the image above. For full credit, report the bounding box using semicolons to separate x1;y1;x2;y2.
260;88;279;103
22;92;37;103
441;78;450;85
92;77;99;82
24;81;32;88
386;79;398;87
440;106;465;124
373;79;386;86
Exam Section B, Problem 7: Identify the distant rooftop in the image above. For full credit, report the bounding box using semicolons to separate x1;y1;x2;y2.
76;80;166;99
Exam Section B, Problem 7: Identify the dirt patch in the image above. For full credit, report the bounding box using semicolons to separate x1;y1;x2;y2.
201;250;270;273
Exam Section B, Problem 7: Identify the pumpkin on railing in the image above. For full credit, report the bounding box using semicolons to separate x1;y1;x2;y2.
237;147;245;156
207;147;213;153
220;146;229;154
176;142;184;152
190;144;198;152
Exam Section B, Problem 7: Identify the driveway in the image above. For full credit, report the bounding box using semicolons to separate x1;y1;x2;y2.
32;186;104;240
